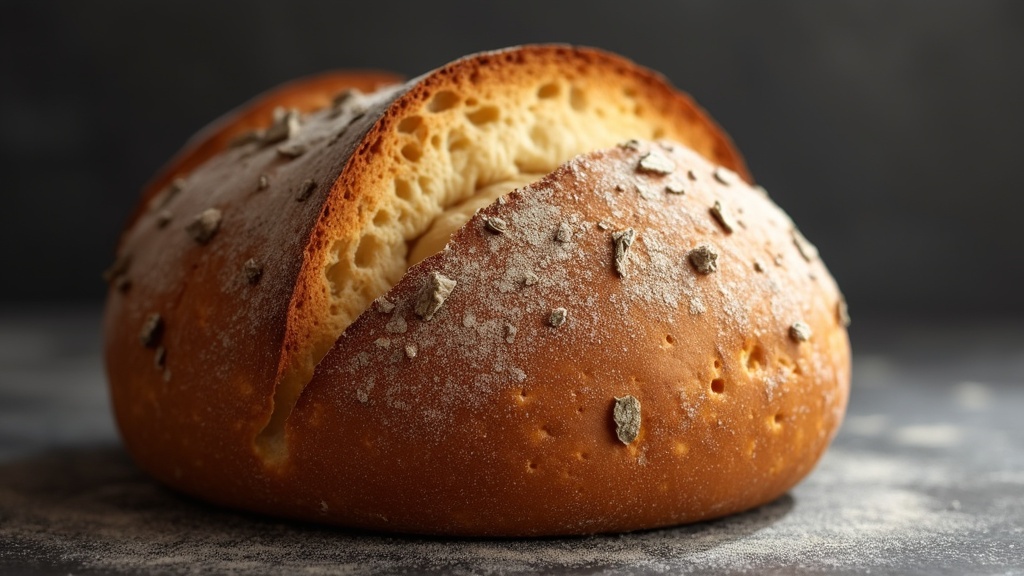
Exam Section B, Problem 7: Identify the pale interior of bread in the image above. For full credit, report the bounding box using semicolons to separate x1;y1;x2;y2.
257;79;683;460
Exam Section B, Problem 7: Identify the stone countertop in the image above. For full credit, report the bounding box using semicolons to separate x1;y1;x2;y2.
1;308;1022;575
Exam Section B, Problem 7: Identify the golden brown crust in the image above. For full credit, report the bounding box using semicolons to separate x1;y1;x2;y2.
280;142;849;535
104;45;847;537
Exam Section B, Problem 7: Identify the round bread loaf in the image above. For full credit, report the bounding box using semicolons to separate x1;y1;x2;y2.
104;45;850;536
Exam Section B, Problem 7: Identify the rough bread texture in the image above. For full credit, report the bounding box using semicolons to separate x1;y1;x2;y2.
104;45;847;536
133;71;403;228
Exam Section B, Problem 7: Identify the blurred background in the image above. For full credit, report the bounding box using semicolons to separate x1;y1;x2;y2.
2;0;1022;324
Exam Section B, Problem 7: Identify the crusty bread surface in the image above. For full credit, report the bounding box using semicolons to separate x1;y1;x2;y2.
104;45;848;536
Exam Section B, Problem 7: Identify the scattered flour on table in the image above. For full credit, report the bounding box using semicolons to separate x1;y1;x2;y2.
0;445;1009;575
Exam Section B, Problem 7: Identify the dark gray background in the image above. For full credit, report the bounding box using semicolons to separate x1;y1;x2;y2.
2;0;1022;320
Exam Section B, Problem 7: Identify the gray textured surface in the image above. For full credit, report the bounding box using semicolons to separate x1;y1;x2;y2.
1;309;1022;575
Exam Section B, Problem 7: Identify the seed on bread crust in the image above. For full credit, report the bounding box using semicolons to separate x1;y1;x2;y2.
612;228;637;278
114;276;131;293
613;395;641;444
837;298;851;327
295;179;317;202
186;208;222;245
150;178;185;212
228;130;263;148
263;107;300;144
156;210;173;229
277;141;308;158
243;258;264;285
713;166;737;186
710;201;735;234
548;307;568;327
102;253;131;285
789;321;812;342
139;313;163;348
637;151;675;175
555;221;573;242
332;89;360;110
688;244;719;275
415;272;456;321
375;297;396;314
484;216;508;234
793;229;819;262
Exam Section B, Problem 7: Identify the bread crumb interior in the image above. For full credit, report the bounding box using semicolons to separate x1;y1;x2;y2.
257;79;681;460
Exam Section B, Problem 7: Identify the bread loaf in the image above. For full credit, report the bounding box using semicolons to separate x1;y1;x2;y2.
104;45;850;536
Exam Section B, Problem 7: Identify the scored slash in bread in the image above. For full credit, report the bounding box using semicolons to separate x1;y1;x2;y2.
103;45;849;536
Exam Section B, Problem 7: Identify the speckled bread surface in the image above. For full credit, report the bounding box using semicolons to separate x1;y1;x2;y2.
103;45;849;536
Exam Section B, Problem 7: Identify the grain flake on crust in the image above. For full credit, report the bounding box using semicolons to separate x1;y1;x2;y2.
837;297;851;327
612;228;637;278
555;221;573;243
792;228;819;262
665;182;686;195
789;321;812;342
613;395;641;444
139;313;163;348
375;297;396;314
637;151;675;175
277;141;308;159
243;258;264;285
263;107;300;144
713;166;737;186
688;244;719;275
102;253;131;286
548;307;568;327
415;272;456;321
484;216;508;234
710;200;736;234
185;208;222;245
295;179;317;202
